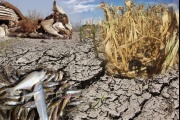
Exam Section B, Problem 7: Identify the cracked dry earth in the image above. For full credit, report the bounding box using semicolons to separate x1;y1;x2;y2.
0;34;179;120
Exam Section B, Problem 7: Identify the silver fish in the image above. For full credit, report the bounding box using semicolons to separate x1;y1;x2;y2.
0;87;6;94
43;81;59;87
66;90;81;94
48;106;54;120
9;70;46;95
59;94;71;116
6;96;21;99
52;105;58;120
47;97;62;110
45;73;56;82
34;82;48;120
4;101;22;105
53;72;59;81
26;82;48;120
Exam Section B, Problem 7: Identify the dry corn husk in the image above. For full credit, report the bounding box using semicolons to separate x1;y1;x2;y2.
98;2;179;77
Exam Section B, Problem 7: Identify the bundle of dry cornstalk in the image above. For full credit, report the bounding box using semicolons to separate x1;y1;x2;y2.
98;1;179;77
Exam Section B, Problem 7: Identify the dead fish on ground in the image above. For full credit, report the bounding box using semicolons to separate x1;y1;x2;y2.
23;82;48;120
53;72;59;81
59;94;72;117
66;90;81;94
6;70;47;96
43;81;59;87
4;101;23;106
44;73;56;82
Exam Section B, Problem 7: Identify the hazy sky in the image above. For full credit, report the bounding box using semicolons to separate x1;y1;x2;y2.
4;0;179;25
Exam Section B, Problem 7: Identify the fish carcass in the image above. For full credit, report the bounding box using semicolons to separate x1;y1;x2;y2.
23;82;48;120
8;70;47;95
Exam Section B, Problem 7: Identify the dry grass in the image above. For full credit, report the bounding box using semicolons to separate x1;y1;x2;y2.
97;1;179;77
26;9;44;21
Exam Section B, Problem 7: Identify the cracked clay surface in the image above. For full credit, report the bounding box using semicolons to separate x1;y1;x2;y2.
68;68;179;120
0;34;179;120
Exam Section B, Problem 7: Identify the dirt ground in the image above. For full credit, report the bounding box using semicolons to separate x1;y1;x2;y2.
0;33;179;120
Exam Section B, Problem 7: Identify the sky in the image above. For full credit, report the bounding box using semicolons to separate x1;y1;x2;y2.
3;0;179;26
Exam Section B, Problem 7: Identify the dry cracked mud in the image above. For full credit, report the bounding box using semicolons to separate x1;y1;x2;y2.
68;69;179;120
0;33;179;120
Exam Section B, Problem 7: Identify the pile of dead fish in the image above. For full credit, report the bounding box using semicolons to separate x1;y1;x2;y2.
0;67;83;120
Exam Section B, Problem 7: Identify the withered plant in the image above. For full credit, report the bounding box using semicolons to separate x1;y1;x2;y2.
98;1;179;77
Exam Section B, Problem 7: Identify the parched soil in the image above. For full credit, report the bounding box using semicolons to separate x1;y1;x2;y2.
68;68;179;120
0;33;179;120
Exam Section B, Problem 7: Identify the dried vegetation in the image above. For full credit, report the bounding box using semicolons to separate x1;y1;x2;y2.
97;1;179;77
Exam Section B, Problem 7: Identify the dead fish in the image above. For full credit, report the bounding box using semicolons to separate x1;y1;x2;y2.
6;95;21;99
24;82;48;120
52;105;59;120
0;87;7;94
44;86;57;93
60;80;68;84
1;98;20;103
7;70;46;95
53;72;59;81
59;94;71;116
43;81;59;87
45;73;56;82
4;101;22;106
17;106;23;119
10;106;21;120
56;83;69;94
47;97;62;110
66;90;81;94
60;83;69;89
0;92;8;99
47;100;60;120
45;91;56;96
34;82;48;120
49;106;55;120
26;108;36;120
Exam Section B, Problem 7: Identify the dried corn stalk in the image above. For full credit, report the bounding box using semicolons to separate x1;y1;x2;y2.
98;1;179;77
